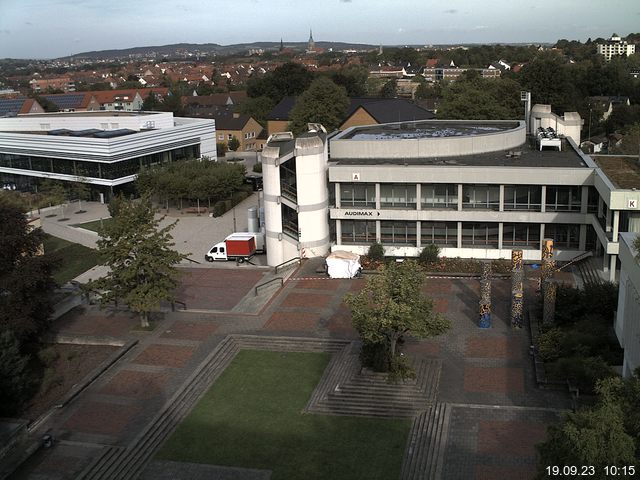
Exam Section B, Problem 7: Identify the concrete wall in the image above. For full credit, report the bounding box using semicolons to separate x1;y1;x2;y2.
3;111;175;131
615;232;640;377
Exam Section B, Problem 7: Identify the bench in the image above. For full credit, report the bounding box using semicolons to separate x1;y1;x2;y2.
183;207;208;214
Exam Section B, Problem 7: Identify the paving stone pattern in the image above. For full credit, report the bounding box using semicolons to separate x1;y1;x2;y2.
17;262;572;480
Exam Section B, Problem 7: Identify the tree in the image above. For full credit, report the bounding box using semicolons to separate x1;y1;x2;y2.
0;330;31;416
517;53;579;112
288;77;349;134
228;136;240;152
237;95;275;127
0;200;57;342
141;92;161;111
72;178;90;212
89;197;188;327
536;377;638;479
380;79;397;98
330;65;369;97
246;62;314;104
345;260;451;377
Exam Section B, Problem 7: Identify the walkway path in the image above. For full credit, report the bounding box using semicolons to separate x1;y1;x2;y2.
8;259;571;480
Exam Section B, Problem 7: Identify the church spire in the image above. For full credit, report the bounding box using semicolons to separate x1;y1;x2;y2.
308;29;315;53
279;38;284;52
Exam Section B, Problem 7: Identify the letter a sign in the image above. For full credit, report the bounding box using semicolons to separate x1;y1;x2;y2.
352;172;360;181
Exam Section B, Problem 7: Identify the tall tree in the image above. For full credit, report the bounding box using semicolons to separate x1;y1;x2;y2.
89;197;188;327
0;200;57;342
345;260;450;377
0;330;31;416
246;62;314;104
288;77;349;134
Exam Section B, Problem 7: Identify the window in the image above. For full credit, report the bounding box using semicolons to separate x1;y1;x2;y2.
421;184;457;209
380;221;416;245
341;220;376;244
218;134;224;140
421;222;457;247
546;186;581;212
502;223;540;248
380;184;416;208
504;185;541;211
228;134;233;140
544;224;580;249
462;185;500;210
461;222;499;247
282;204;298;240
340;183;376;208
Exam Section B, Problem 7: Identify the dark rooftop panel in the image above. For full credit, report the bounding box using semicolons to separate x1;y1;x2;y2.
92;128;137;138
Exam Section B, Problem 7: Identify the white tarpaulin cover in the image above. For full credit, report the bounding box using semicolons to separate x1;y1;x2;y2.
326;251;362;279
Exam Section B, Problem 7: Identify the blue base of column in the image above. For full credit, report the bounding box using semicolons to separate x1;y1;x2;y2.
479;313;491;328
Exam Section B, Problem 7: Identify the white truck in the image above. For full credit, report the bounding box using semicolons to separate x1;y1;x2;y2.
205;232;265;263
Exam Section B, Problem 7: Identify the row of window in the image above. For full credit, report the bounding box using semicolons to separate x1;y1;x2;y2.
338;183;597;213
340;220;590;250
0;146;199;180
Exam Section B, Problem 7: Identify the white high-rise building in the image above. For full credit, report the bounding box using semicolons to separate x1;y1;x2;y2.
597;34;636;62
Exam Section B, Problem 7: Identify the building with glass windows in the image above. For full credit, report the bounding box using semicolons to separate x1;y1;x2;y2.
262;107;640;282
0;111;216;199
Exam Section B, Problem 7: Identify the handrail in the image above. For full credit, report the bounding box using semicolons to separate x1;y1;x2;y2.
254;277;283;296
274;256;301;274
171;300;187;311
184;257;202;265
556;250;593;272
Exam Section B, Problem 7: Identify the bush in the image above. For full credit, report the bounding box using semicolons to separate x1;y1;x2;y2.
418;244;440;265
216;142;227;157
537;327;565;362
0;330;31;416
547;356;615;394
388;354;417;383
37;346;59;366
108;193;125;218
212;200;227;217
367;242;385;263
252;162;263;173
360;341;389;372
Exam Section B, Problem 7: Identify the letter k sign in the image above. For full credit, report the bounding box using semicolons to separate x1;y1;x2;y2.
629;199;638;209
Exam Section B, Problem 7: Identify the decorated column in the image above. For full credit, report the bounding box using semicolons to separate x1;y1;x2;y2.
511;249;524;328
479;261;492;328
540;239;557;324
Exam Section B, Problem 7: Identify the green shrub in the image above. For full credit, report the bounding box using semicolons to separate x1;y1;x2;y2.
41;367;63;394
216;142;227;157
252;162;263;173
37;346;59;366
212;200;227;217
418;244;440;265
367;242;385;262
0;330;31;416
548;356;615;394
388;354;417;383
360;341;389;372
231;190;250;206
537;327;565;362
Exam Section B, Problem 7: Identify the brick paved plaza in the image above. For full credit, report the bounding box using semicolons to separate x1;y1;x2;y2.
11;263;571;480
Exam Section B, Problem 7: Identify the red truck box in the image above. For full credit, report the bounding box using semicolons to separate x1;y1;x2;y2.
225;235;257;257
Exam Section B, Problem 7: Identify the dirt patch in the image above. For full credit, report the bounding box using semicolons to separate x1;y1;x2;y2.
23;343;118;421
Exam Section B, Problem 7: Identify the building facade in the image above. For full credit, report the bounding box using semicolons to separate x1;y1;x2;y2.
261;106;640;281
597;34;636;62
0;111;216;199
615;232;640;377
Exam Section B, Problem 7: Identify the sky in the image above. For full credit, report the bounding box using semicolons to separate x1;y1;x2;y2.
0;0;638;59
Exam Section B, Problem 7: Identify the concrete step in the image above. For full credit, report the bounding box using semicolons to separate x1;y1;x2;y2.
400;403;452;480
77;446;126;480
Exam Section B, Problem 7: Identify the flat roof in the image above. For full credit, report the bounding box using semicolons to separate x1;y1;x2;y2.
593;156;640;189
331;137;588;169
17;111;158;118
342;120;519;140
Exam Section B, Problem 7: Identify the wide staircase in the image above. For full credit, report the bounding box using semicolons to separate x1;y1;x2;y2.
78;335;349;480
305;344;442;418
400;403;452;480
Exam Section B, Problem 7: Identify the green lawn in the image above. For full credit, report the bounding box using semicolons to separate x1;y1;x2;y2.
73;218;112;233
156;350;411;480
43;235;100;285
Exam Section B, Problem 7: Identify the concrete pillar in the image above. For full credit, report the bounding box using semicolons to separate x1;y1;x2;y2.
603;253;609;272
579;224;587;251
609;254;617;282
499;185;505;212
457;184;463;211
416;221;421;248
539;223;545;251
457;221;463;248
335;219;342;245
416;183;421;211
375;183;381;210
540;185;546;213
613;210;620;242
581;185;589;214
376;220;381;243
335;183;341;208
498;222;504;250
606;207;612;233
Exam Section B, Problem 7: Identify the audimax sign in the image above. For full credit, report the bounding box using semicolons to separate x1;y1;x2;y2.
344;211;381;216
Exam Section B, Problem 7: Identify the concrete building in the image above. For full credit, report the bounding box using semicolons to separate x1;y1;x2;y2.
0;111;215;199
261;104;640;282
615;232;640;378
597;34;636;62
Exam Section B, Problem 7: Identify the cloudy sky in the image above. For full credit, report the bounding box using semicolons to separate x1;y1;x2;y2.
0;0;638;59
